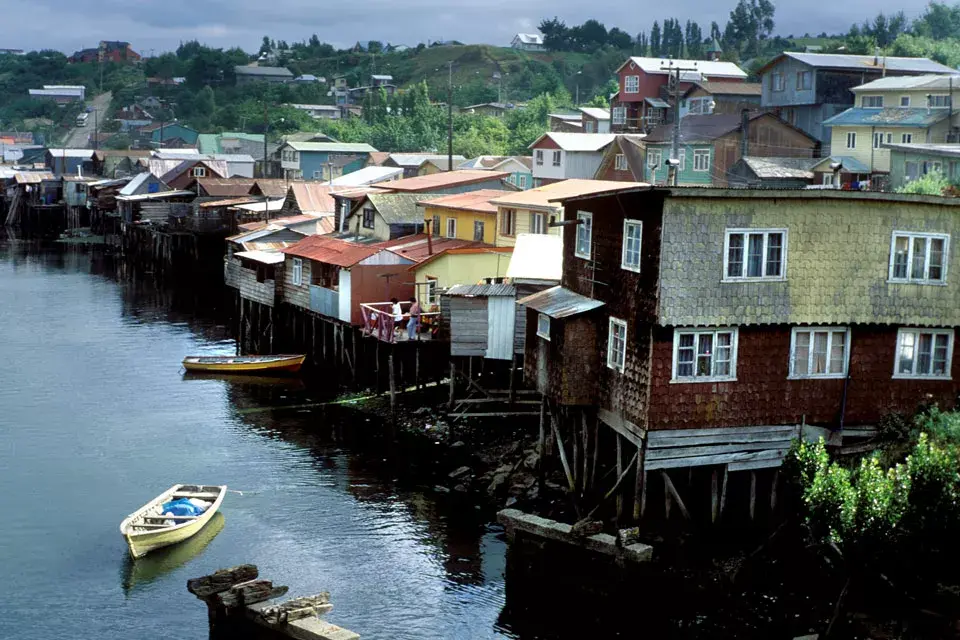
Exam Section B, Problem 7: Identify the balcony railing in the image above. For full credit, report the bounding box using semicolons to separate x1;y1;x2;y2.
360;301;441;344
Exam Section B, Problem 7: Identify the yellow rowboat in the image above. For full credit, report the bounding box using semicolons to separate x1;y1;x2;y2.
181;354;306;374
120;484;227;559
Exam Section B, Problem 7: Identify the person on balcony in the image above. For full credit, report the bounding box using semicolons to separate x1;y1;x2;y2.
407;297;421;341
391;297;403;340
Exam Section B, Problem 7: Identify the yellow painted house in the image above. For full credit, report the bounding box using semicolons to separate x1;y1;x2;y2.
417;189;511;244
411;246;514;307
824;74;960;175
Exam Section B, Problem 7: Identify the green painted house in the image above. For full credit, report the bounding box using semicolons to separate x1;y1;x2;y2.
885;142;960;190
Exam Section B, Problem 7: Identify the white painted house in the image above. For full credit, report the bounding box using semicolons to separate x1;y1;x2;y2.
528;132;617;186
511;33;545;51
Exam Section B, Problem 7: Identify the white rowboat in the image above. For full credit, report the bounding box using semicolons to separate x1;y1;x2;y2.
120;484;227;559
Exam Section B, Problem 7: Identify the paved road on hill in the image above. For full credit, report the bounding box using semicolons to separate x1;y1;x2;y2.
60;91;112;148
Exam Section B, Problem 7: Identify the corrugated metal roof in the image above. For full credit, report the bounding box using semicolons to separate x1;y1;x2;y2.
285;141;378;153
233;198;285;213
645;112;776;144
330;166;403;186
374;170;508;192
195;177;256;196
199;196;259;208
851;74;960;92
823;107;949;128
115;190;195;202
253;179;291;198
46;149;95;159
418;189;512;214
531;132;616;152
375;235;486;263
235;65;294;77
387;153;466;167
882;142;960;158
290;182;335;214
741;156;819;179
517;286;605;318
492;179;646;209
361;193;434;224
235;250;285;265
282;235;382;267
506;234;562;281
14;171;54;184
810;156;871;174
619;56;747;79
579;107;610;120
446;283;517;297
776;52;955;74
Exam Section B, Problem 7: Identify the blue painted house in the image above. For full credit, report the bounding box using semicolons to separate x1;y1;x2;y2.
277;141;379;181
144;122;199;146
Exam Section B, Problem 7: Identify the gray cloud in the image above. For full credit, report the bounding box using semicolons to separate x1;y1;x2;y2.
4;0;928;56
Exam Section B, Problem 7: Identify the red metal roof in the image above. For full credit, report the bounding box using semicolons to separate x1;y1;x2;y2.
290;182;335;214
282;235;382;267
374;234;488;263
372;170;509;192
417;189;512;214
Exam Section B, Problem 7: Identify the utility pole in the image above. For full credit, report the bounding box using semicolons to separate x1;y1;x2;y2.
447;61;453;172
93;108;98;151
660;60;698;186
263;102;269;180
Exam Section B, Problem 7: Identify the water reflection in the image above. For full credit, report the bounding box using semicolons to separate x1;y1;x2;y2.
120;512;226;596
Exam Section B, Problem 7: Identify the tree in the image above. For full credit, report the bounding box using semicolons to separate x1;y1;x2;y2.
575;19;609;52
913;2;960;40
636;32;649;56
367;41;384;55
710;21;723;45
686;21;704;58
539;17;570;51
651;21;662;57
607;27;634;50
259;36;272;56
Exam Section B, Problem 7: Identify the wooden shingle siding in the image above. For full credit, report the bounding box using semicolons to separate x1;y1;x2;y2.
225;260;276;306
282;257;312;309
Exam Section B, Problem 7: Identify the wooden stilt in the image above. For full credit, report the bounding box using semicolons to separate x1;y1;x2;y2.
322;319;328;361
640;471;648;517
749;470;757;521
508;354;517;405
351;330;357;382
770;469;779;511
590;415;599;490
571;410;580;493
550;408;577;496
415;343;421;391
711;469;719;523
581;412;589;493
633;441;645;521
468;356;473;382
448;361;456;410
615;434;623;522
238;296;245;354
537;396;547;490
311;317;316;365
664;472;673;521
388;351;396;414
719;465;729;521
661;471;691;521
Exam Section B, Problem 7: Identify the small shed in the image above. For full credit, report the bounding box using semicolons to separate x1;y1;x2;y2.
443;283;519;361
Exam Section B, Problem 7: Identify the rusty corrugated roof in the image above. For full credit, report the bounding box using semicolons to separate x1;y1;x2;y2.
374;169;509;192
290;182;335;214
417;189;512;214
282;235;383;267
517;286;604;318
253;179;292;197
374;234;486;263
15;171;54;184
196;177;256;196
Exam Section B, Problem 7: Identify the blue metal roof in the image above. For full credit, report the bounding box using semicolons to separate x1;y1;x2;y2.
823;107;950;128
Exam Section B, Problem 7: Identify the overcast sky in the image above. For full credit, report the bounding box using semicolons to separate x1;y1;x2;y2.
6;1;930;56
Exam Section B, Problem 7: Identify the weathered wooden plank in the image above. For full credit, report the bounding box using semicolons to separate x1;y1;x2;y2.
187;564;259;597
454;398;540;404
646;439;795;461
649;431;798;448
216;580;289;608
728;457;786;471
597;408;645;447
648;425;798;442
456;411;541;417
646;448;788;471
661;471;691;520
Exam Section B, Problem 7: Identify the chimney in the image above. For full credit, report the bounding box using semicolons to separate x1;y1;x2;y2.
426;215;433;255
740;109;750;160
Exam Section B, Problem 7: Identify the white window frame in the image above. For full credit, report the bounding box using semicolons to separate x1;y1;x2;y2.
888;231;950;285
473;220;485;242
893;328;954;380
693;149;710;172
291;257;303;286
929;95;950;108
585;121;595;133
861;95;883;108
873;131;884;149
796;70;812;91
901;133;913;144
846;132;856;149
575;211;593;260
615;154;628;171
607;317;627;372
612;106;626;125
313;170;323;179
900;96;911;107
537;313;551;340
191;166;206;178
500;208;516;236
530;212;546;235
518;174;527;188
647;148;662;169
722;229;788;282
788;327;851;379
677;149;686;171
621;219;642;272
552;150;562;167
424;277;439;306
671;328;738;383
445;217;456;239
535;150;544;166
624;75;640;93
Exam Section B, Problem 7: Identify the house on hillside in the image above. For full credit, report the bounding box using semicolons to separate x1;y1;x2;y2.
643;112;818;186
823;74;960;184
418;190;511;244
234;65;294;85
283;182;336;217
511;33;545;51
593;135;647;181
374;169;515;195
757;52;956;151
463;103;517;118
276;141;378;181
91;150;150;178
529;132;617;186
610;56;748;134
141;122;199;147
115;104;154;131
417;157;466;175
287;104;342;120
69;40;140;63
29;85;85;104
384;154;466;178
579;107;611;133
342;193;432;241
728;156;822;188
159;159;228;189
680;81;762;119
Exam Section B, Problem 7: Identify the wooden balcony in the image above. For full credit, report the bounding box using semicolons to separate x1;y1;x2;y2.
360;301;441;344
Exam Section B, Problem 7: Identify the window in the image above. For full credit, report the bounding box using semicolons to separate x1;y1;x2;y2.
607;318;627;372
724;229;787;281
445;218;456;238
473;220;485;242
431;214;440;236
900;96;911;107
537;313;551;340
552;150;561;167
861;95;883;108
886;133;893;143
677;149;686;170
612;106;626;125
313;170;323;179
362;207;376;229
846;132;856;149
647;148;662;169
615;154;628;171
789;328;850;379
688;97;714;115
518;175;527;188
771;72;784;92
585;121;595;133
929;95;950;108
424;277;439;306
693;149;710;172
889;231;949;284
500;208;516;236
672;328;737;382
621;219;642;272
796;70;812;91
535;150;544;166
191;167;206;178
905;161;919;182
575;211;593;259
895;329;953;379
291;258;303;286
624;75;640;93
873;132;884;149
530;212;546;235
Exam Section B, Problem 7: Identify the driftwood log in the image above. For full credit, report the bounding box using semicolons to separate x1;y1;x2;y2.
570;519;603;538
216;579;289;608
187;564;258;597
257;593;332;625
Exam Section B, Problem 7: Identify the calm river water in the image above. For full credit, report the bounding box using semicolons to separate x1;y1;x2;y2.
0;239;521;640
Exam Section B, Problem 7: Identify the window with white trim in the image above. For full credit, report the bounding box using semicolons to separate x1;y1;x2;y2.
291;257;303;285
431;214;440;236
789;328;850;378
672;328;737;382
607;318;627;372
575;211;592;259
621;219;642;272
585;121;595;133
796;70;813;91
535;150;544;166
191;166;206;177
929;95;950;108
846;132;856;149
530;212;546;235
500;208;516;236
615;154;628;171
518;174;527;188
445;218;456;238
552;150;561;166
873;132;884;149
693;149;710;172
313;170;323;179
537;313;551;340
724;229;787;281
647;148;662;169
424;277;439;306
894;328;953;379
612;106;626;125
861;95;883;108
677;149;686;170
473;220;484;241
624;75;640;93
901;133;913;144
889;231;949;284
